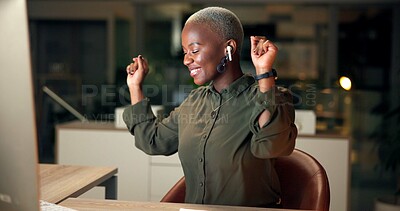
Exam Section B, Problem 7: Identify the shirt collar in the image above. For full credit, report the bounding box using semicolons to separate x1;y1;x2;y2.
207;74;255;97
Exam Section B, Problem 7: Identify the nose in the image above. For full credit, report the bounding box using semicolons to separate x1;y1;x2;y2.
183;54;193;66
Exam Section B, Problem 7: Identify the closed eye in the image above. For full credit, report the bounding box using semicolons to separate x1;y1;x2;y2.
182;49;199;57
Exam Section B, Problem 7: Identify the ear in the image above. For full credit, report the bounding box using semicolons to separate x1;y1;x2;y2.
225;39;237;55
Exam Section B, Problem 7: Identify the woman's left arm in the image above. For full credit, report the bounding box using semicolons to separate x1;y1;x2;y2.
249;36;298;158
250;36;278;127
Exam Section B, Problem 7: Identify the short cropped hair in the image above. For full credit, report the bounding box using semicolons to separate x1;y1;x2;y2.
185;7;244;55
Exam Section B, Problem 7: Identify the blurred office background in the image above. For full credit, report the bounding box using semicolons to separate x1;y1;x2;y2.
27;0;399;210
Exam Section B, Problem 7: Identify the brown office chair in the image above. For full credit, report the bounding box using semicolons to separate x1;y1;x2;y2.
275;149;330;211
161;149;330;211
160;176;186;203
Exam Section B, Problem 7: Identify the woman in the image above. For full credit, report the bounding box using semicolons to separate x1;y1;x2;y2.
123;6;297;208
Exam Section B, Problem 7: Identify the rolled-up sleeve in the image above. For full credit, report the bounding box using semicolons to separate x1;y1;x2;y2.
123;98;156;131
123;98;179;156
249;86;298;159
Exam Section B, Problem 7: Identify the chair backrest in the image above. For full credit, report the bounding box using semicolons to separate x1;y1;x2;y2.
275;149;330;211
160;176;186;203
161;149;330;211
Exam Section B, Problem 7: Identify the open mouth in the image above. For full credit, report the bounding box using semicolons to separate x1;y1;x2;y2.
190;68;201;77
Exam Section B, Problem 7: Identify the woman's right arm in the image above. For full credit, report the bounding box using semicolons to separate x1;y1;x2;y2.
123;100;180;156
124;55;179;156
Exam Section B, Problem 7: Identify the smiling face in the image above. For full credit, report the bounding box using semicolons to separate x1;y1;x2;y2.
181;22;226;86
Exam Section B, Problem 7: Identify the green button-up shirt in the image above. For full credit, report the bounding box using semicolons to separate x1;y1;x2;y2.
123;74;297;207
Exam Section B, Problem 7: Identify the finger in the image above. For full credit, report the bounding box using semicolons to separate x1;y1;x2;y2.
256;40;266;56
141;57;149;74
131;59;138;74
251;36;267;56
250;36;258;53
127;63;135;75
250;36;265;52
264;40;278;54
137;55;145;74
269;41;278;51
130;62;136;75
130;56;140;74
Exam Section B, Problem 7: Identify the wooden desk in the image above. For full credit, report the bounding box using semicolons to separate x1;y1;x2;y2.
39;164;118;204
60;198;312;211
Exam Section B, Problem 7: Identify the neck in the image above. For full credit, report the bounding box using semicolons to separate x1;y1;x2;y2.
213;60;243;93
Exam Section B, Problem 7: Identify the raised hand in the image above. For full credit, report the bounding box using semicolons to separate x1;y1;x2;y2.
126;55;149;89
125;55;148;104
250;36;278;74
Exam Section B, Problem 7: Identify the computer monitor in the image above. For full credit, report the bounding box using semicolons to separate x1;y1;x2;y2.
0;0;40;210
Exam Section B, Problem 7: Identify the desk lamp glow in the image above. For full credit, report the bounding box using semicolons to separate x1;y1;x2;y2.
339;76;352;91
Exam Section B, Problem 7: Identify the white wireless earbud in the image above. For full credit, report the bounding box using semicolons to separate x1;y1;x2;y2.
226;46;233;61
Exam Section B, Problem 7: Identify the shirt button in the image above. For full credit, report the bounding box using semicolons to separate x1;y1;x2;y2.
200;182;204;187
202;134;207;139
211;111;216;119
199;158;203;162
